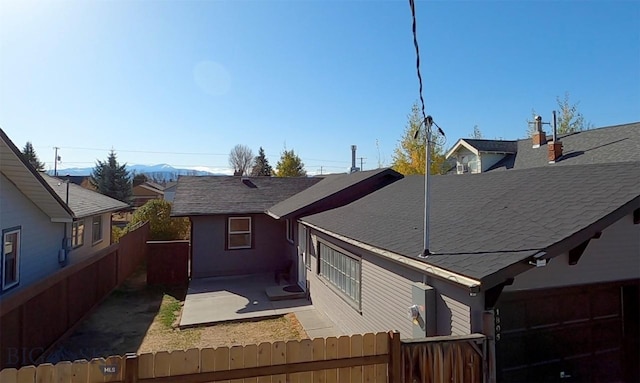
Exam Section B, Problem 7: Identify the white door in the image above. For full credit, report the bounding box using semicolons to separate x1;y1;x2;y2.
297;224;307;290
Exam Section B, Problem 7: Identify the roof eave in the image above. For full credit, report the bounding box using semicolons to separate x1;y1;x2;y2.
445;139;479;159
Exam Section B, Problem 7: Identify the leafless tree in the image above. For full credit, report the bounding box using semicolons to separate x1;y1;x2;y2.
229;144;254;176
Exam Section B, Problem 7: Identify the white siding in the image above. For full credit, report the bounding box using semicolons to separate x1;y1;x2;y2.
442;294;471;335
479;153;506;172
506;212;640;291
0;173;64;296
66;213;113;263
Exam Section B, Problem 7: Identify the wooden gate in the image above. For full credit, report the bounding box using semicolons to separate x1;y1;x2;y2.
400;334;487;383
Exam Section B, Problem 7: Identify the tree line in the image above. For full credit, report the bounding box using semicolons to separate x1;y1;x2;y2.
228;145;306;177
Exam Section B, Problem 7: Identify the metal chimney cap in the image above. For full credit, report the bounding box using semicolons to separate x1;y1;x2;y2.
535;115;542;121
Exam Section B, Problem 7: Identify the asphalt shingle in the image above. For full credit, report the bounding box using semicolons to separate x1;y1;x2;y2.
43;174;129;218
302;161;640;280
171;176;322;216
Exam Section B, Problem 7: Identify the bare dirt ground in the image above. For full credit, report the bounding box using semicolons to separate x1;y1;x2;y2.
46;267;307;363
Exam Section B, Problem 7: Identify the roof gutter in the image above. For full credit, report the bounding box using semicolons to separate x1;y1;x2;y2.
265;210;281;220
302;221;481;290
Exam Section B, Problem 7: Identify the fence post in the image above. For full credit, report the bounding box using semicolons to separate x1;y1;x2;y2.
124;353;139;383
388;330;401;383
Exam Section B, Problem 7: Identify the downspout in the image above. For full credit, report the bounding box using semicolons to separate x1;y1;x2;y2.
60;177;70;265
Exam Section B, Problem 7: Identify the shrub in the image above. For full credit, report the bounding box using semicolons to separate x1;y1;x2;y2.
128;199;190;240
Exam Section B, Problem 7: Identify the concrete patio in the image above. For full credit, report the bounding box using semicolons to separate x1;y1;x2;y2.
179;273;341;337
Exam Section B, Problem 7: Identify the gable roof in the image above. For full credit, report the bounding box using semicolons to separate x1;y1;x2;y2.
267;168;403;219
172;176;322;216
42;174;129;218
134;183;165;195
302;161;640;286
487;122;640;171
445;138;518;158
0;128;73;222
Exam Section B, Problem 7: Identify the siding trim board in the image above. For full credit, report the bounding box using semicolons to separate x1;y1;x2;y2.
302;221;481;289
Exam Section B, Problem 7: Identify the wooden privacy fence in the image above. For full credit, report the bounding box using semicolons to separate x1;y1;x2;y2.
0;332;488;383
146;240;189;286
0;223;150;370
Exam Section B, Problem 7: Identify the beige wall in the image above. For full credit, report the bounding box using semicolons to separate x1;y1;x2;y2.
506;212;640;291
67;212;112;265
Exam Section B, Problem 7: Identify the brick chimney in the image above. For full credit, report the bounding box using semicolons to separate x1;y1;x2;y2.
532;115;546;148
548;110;563;163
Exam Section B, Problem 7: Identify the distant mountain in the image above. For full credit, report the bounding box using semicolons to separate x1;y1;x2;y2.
49;163;223;181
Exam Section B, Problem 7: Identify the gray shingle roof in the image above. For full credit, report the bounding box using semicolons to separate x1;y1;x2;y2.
462;139;518;153
43;174;129;218
302;161;640;281
172;176;322;216
488;122;640;171
267;168;403;219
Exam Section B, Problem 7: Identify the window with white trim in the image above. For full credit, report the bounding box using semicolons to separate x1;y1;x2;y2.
92;216;103;244
72;220;84;248
319;241;361;308
2;227;20;291
300;224;311;269
228;217;252;249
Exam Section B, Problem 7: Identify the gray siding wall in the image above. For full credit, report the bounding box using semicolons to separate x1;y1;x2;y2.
480;153;506;172
191;214;288;278
506;212;640;291
0;173;65;296
66;213;113;264
306;228;484;338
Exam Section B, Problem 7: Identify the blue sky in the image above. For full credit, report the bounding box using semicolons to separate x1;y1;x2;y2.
1;0;638;175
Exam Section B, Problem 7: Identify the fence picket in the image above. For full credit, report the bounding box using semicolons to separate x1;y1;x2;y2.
137;353;154;379
185;348;200;375
270;341;285;383
88;358;106;383
285;340;300;383
54;361;72;383
70;360;88;383
256;342;271;383
200;348;215;373
16;365;35;383
213;346;230;383
242;344;258;383
337;335;351;383
104;355;122;382
374;333;387;383
350;334;363;382
169;350;187;376
324;337;338;383
0;367;17;383
311;338;326;383
36;363;55;382
154;352;171;378
229;345;244;383
362;333;375;382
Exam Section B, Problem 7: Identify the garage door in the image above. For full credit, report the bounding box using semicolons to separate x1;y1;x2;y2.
495;283;624;382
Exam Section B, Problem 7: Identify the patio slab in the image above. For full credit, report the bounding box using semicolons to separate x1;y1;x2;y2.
180;274;316;328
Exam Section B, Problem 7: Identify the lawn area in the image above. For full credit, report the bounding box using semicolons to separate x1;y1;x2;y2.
46;267;307;363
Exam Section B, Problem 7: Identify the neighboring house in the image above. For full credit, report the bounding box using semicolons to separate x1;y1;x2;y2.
296;162;639;382
42;174;129;262
445;122;640;174
163;181;177;203
0;129;127;298
132;182;164;207
171;176;321;278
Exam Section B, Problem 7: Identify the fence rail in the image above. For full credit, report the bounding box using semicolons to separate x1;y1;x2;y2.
0;332;488;383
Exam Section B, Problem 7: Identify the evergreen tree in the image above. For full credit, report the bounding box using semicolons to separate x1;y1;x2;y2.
275;149;306;177
250;147;273;176
391;103;446;175
21;142;45;171
91;150;132;203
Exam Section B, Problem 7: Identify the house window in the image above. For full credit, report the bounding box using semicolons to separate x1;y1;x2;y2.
92;216;103;244
286;219;294;243
72;220;84;248
318;241;361;308
2;228;20;291
228;217;252;249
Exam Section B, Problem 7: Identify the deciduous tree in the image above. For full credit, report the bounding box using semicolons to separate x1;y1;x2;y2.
528;92;592;136
251;147;273;176
392;103;447;175
229;144;254;176
275;149;306;177
21;141;45;171
91;150;132;203
470;125;483;139
126;199;189;240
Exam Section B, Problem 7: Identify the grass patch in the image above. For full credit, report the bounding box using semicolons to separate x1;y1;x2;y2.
158;294;181;328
